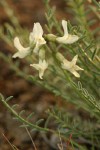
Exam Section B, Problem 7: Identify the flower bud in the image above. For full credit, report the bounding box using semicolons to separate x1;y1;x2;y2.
39;49;45;60
56;52;65;62
45;34;57;42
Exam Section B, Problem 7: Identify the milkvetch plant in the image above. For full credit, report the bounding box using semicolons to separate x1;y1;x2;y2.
0;0;100;149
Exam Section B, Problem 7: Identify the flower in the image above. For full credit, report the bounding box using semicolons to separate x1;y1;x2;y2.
13;37;30;58
13;22;46;58
30;59;48;79
62;55;83;77
29;22;46;53
56;53;83;77
56;20;79;44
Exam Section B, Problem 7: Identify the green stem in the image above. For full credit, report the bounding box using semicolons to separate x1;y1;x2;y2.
0;94;53;133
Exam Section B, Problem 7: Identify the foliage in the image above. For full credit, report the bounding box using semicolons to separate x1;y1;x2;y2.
0;0;100;149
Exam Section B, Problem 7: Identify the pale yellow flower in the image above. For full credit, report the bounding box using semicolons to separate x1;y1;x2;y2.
13;22;46;58
30;59;48;79
56;53;83;77
13;37;30;58
56;20;79;44
29;22;46;53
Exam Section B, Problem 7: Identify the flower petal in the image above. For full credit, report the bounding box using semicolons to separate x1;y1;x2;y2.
56;34;79;44
75;65;84;71
39;69;44;79
56;36;67;44
32;22;43;38
12;52;20;58
29;23;44;42
70;70;80;78
13;50;30;58
72;55;78;65
14;37;29;51
30;63;40;70
62;20;68;37
33;42;40;54
41;59;48;69
29;32;34;42
65;35;79;44
61;60;71;70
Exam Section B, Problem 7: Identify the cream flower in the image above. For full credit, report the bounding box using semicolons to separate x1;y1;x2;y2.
56;53;83;77
56;20;79;44
13;37;30;58
30;59;48;79
13;22;46;58
29;22;46;53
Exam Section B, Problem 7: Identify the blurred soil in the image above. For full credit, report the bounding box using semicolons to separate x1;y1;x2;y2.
0;0;99;150
0;0;68;150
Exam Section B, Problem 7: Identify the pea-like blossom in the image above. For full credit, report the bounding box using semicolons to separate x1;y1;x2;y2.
12;37;30;58
29;23;46;53
13;22;46;58
30;59;48;79
56;53;83;77
56;20;79;44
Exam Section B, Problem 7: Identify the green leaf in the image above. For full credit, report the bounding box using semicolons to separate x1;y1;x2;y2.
12;104;19;109
19;110;25;116
6;96;13;102
82;88;89;97
28;75;37;82
0;93;4;100
91;48;97;60
44;115;51;128
27;112;35;119
30;128;38;132
77;81;82;90
36;119;44;125
92;0;100;8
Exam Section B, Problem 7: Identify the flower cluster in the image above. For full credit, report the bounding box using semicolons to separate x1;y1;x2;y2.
13;20;83;79
13;22;48;79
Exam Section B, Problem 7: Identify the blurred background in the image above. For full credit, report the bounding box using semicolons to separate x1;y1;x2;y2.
0;0;99;150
